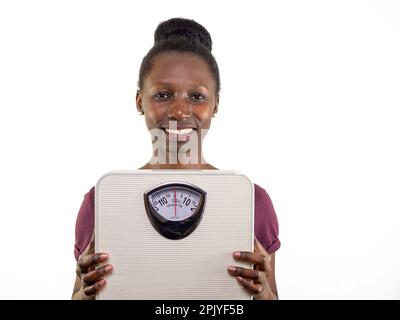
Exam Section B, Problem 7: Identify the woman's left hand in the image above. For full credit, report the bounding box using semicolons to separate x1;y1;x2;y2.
228;238;277;300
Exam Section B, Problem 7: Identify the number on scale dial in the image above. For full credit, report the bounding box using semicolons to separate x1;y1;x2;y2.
149;186;200;221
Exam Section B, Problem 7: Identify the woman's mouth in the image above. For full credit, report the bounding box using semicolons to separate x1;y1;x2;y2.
165;128;194;135
162;127;196;141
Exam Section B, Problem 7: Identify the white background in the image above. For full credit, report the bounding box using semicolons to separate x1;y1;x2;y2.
0;0;399;299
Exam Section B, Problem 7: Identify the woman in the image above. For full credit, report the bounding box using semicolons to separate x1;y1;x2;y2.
72;18;280;300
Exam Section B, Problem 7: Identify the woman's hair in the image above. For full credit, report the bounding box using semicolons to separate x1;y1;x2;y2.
138;18;220;94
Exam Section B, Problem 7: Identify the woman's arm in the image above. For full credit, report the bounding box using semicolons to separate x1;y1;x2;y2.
266;253;278;299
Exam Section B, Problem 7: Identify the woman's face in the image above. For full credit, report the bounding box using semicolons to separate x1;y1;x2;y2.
136;52;219;148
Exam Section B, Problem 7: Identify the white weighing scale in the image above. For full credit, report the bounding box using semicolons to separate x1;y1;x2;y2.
95;170;254;300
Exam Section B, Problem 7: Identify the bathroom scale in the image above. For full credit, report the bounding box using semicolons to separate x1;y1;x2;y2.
95;169;254;299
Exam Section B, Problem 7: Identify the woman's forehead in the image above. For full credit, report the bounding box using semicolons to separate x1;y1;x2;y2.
145;52;215;88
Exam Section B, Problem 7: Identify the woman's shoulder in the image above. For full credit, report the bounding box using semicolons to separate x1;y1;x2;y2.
254;183;267;195
253;183;273;207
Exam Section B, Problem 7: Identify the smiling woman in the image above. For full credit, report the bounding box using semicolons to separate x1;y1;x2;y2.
71;17;280;300
137;52;218;167
136;18;220;169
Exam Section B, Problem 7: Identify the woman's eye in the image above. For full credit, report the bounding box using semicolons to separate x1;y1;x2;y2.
154;92;170;100
191;93;205;101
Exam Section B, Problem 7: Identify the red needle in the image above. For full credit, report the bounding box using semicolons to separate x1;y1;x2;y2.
173;188;177;217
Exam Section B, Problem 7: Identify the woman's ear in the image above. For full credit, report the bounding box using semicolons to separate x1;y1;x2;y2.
213;95;219;116
136;90;144;115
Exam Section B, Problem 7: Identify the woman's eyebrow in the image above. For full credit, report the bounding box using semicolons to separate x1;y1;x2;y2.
194;85;209;92
151;82;209;91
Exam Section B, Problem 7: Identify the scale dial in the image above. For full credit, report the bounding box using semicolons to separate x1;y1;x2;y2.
144;182;206;240
150;186;201;221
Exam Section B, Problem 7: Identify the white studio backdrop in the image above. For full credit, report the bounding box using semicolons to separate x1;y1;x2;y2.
0;0;399;299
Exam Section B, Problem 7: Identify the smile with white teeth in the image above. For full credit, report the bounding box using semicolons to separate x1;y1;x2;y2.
165;128;194;135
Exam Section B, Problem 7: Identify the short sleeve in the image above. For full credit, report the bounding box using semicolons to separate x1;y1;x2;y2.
74;186;95;261
254;183;281;254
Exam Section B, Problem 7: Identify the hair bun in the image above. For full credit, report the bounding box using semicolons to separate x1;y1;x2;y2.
154;18;213;51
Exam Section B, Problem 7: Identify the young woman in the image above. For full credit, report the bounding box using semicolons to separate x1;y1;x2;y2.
72;18;280;300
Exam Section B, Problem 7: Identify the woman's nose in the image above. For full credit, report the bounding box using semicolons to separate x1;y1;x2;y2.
167;96;192;120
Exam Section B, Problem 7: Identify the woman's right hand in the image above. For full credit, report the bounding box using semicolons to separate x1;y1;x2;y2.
77;252;113;297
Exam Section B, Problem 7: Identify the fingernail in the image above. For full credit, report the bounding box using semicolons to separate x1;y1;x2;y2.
98;279;106;287
233;252;241;258
237;276;245;283
228;266;236;272
100;253;109;260
105;265;113;272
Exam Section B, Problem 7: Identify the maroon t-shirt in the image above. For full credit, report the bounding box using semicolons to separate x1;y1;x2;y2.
74;183;280;261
